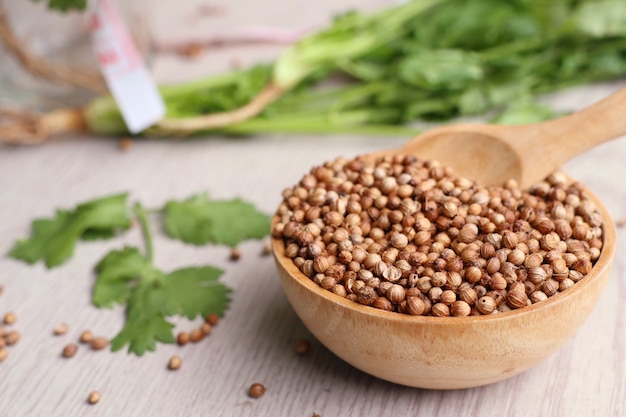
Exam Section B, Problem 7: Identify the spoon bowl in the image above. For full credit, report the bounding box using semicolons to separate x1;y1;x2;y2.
272;184;615;389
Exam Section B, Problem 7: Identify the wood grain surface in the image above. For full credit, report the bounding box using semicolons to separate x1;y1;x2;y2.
1;91;625;416
1;1;625;416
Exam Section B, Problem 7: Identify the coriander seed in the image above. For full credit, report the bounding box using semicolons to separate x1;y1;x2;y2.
79;330;93;344
230;247;241;261
3;312;16;325
506;289;529;309
168;356;182;370
248;383;266;399
91;337;108;351
476;296;496;315
431;303;450;317
189;328;204;343
201;323;212;335
294;339;312;355
53;323;68;336
87;391;101;405
118;137;133;151
440;290;457;305
450;301;471;317
62;343;78;358
5;330;19;345
387;284;406;304
261;241;272;256
0;348;7;362
177;332;190;346
405;297;426;316
205;313;220;326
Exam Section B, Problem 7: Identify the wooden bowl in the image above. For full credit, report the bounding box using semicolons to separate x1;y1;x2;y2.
272;184;616;390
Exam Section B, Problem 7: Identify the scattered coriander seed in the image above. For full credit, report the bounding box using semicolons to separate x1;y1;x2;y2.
79;330;93;344
294;339;312;355
0;337;5;349
189;328;204;343
177;332;190;346
90;337;109;351
248;383;266;399
201;323;212;335
87;391;101;405
0;348;7;362
168;355;182;370
261;241;272;256
5;330;20;345
230;247;241;261
0;286;3;297
3;312;16;325
205;313;220;326
62;343;78;358
617;218;626;228
53;323;68;336
118;137;133;151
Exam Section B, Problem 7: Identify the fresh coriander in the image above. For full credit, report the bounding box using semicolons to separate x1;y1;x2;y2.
93;247;230;355
87;0;626;136
92;200;233;355
9;193;130;268
164;194;271;247
9;191;270;355
32;0;88;12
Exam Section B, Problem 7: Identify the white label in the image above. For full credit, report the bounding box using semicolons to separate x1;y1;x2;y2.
88;0;165;133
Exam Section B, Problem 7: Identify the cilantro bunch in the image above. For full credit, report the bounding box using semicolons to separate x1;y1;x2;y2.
28;0;626;139
9;193;271;355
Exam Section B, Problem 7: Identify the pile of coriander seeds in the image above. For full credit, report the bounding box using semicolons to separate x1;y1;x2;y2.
272;154;604;317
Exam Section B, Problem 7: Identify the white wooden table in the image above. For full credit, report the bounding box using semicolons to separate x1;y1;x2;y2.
1;2;625;416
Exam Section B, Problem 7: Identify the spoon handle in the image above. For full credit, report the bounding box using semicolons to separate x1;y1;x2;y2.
506;87;626;177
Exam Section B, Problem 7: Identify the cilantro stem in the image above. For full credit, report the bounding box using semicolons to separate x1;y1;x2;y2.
133;203;154;262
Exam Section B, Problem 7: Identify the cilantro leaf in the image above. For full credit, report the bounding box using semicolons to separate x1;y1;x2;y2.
492;100;559;125
93;247;163;308
9;193;131;268
164;194;271;247
110;282;176;355
32;0;88;12
163;267;230;319
572;1;626;38
93;247;231;355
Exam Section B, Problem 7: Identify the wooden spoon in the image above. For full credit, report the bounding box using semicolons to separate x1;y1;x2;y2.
384;87;626;188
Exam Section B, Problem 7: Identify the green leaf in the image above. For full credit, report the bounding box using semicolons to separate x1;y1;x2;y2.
164;194;271;247
109;282;176;355
9;193;130;268
572;1;626;37
493;100;558;125
94;247;232;355
458;87;490;116
93;247;163;308
398;49;483;90
163;267;230;319
32;0;88;12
